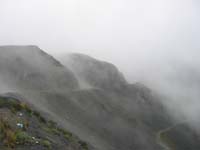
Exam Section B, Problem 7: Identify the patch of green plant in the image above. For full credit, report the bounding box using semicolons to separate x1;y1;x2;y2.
22;120;30;131
15;131;32;144
33;111;40;117
51;128;60;135
63;132;73;141
39;116;47;124
21;103;33;116
47;120;57;128
43;126;60;136
58;128;73;141
33;111;47;124
0;97;22;112
79;141;89;150
41;139;51;149
42;121;62;136
0;118;16;148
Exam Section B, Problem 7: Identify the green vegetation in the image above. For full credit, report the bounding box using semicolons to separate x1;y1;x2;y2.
43;126;60;136
44;121;73;140
0;119;32;148
60;129;73;141
48;120;57;127
15;131;32;144
20;102;32;116
41;139;52;149
42;120;89;149
79;141;89;150
0;97;22;112
0;97;46;123
33;110;47;123
0;119;16;148
0;96;89;150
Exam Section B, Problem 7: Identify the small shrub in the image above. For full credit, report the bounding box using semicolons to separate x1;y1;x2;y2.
23;120;30;131
43;127;60;136
12;103;23;112
64;133;72;141
48;120;57;128
21;103;33;116
0;98;22;112
0;119;16;148
51;128;60;135
11;107;17;114
0;119;10;131
41;140;51;149
33;111;47;123
60;129;73;141
39;116;47;124
79;141;88;150
15;131;31;144
33;111;40;118
3;129;16;148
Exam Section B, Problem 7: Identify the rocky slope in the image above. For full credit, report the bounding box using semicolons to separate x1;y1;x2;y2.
0;94;89;150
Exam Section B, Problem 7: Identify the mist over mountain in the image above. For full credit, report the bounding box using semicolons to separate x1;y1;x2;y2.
0;46;199;150
0;46;79;92
61;53;127;91
0;0;199;149
135;57;200;130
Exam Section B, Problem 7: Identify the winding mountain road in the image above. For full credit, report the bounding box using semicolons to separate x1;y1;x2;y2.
156;122;185;150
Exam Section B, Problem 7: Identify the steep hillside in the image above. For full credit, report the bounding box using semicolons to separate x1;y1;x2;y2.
0;45;197;150
57;52;172;150
0;46;79;92
0;94;89;150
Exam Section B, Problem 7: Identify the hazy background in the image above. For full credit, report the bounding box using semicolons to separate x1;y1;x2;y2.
0;0;200;126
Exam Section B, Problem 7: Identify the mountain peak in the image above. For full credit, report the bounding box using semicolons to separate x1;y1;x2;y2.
0;46;79;91
61;53;127;91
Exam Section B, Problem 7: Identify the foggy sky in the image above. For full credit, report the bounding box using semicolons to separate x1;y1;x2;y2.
0;0;200;82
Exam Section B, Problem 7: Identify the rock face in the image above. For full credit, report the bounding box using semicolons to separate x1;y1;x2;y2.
63;53;127;91
0;46;79;92
0;45;197;150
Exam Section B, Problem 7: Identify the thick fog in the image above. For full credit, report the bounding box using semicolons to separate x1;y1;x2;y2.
0;0;200;128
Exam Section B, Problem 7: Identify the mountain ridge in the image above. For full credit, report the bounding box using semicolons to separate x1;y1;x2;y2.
0;45;199;150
